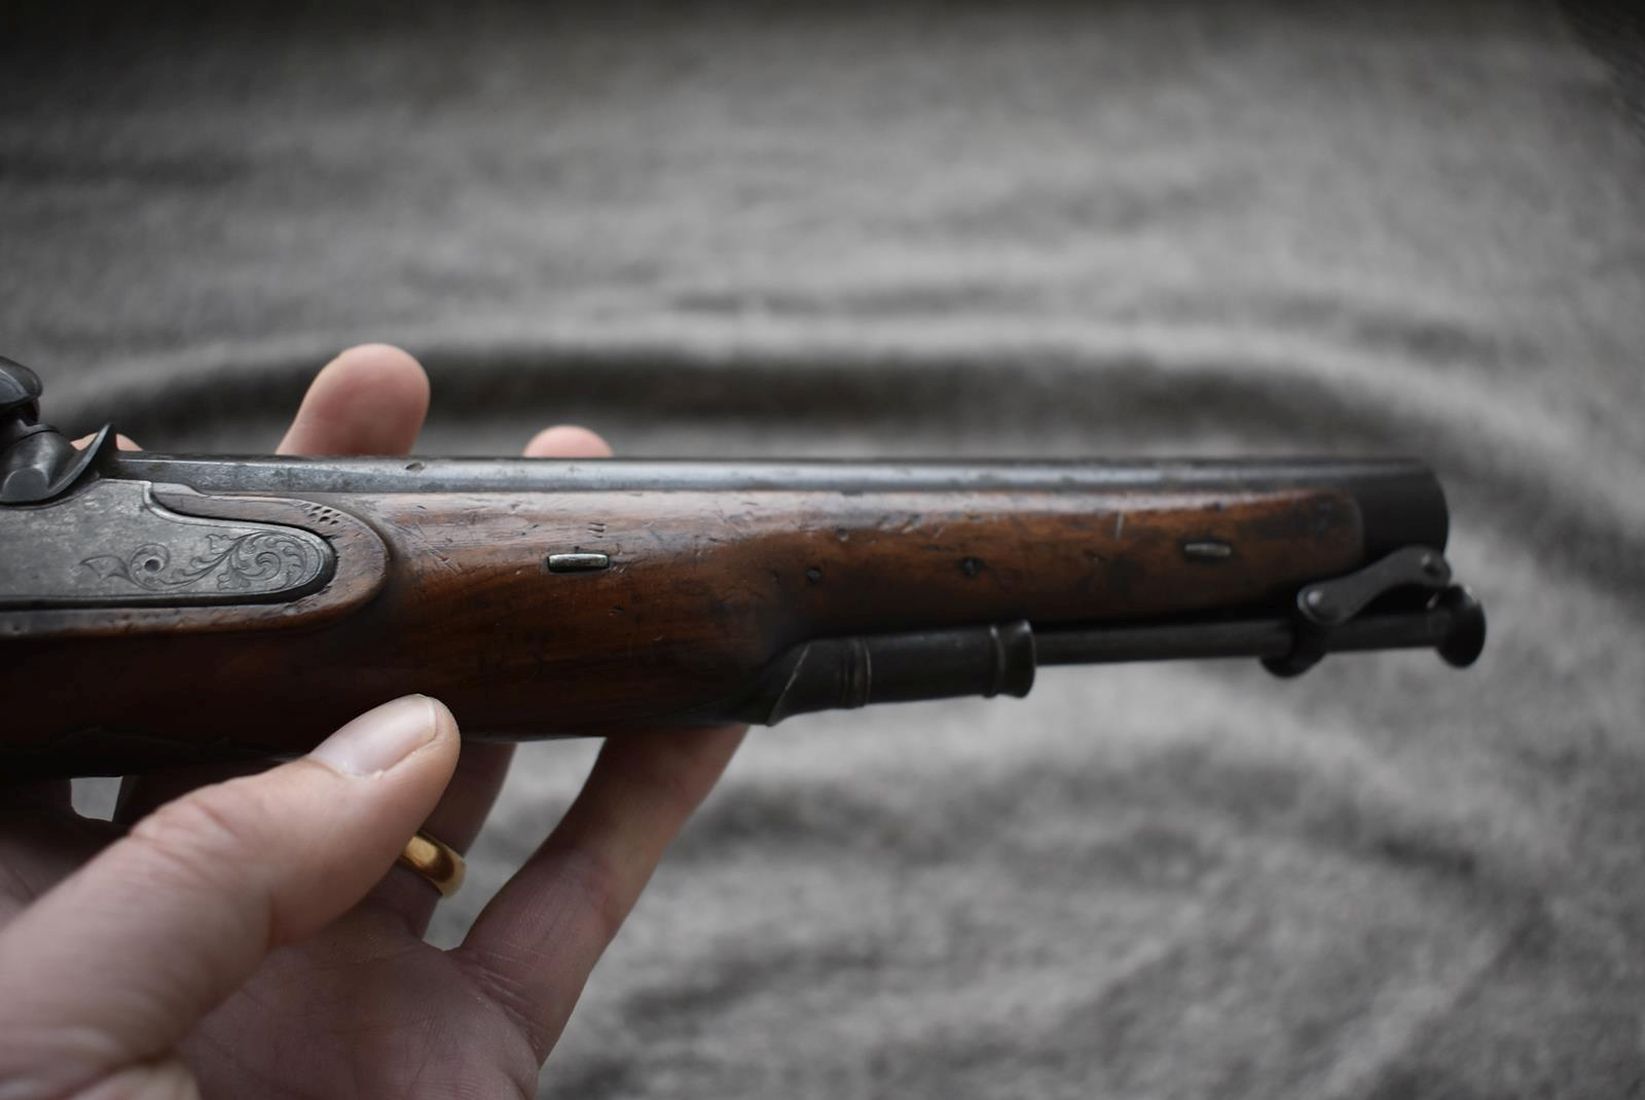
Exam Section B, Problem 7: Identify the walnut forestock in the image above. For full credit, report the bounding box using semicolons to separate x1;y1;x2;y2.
0;457;1449;777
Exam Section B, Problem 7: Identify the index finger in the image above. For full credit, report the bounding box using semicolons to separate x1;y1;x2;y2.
454;722;745;1060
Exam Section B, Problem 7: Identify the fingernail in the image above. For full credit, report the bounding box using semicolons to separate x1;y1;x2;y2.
311;695;442;776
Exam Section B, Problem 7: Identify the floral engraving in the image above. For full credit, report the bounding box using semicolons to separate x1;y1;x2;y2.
81;532;326;594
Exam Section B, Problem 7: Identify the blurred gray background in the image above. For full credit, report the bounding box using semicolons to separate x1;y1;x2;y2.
6;1;1644;1096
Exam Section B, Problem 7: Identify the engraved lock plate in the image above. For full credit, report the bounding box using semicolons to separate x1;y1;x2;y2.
0;479;334;608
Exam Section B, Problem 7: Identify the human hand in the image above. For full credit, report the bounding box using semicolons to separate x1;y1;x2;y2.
0;345;745;1097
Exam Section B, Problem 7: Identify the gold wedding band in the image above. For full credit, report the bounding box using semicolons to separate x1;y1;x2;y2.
398;829;466;897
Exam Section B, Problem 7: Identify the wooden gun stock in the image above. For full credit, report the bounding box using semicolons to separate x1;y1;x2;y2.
0;356;1483;778
0;443;1483;778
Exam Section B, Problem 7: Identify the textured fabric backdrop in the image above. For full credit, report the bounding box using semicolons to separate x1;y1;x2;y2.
6;2;1645;1096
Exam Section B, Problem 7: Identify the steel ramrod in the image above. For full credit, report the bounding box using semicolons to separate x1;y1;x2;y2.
0;356;1484;779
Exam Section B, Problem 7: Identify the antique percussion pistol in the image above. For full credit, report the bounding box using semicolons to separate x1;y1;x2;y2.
0;357;1484;779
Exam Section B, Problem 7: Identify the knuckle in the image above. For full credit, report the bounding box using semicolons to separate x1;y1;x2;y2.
126;786;260;896
614;735;732;823
556;847;630;947
629;759;698;822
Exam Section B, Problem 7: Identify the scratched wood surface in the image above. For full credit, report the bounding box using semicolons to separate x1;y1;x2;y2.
4;484;1360;770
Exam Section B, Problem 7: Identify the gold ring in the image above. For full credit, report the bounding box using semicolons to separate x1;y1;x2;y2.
397;830;465;897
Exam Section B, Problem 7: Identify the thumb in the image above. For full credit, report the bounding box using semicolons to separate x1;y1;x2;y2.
0;695;459;1098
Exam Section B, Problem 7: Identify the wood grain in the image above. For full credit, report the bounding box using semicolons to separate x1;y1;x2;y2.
2;483;1362;775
